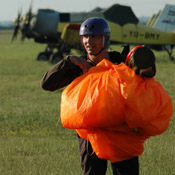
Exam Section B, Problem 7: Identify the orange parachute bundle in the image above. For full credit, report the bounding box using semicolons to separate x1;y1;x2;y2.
116;62;173;136
61;60;125;129
61;59;172;134
76;127;148;162
60;59;173;162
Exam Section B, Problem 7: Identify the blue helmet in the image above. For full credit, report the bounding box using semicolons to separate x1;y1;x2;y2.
79;17;110;48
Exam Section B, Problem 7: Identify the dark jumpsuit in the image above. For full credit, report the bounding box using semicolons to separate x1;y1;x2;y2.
41;52;139;175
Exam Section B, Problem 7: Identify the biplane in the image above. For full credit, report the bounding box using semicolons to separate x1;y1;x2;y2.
12;3;175;63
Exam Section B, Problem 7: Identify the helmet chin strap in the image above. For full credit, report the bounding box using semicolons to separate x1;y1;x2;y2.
90;36;105;56
87;47;106;66
87;47;105;61
93;47;105;56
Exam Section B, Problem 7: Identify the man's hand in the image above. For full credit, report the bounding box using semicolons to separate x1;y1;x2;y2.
69;56;92;73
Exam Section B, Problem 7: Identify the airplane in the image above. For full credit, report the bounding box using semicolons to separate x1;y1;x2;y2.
12;3;175;63
146;4;175;60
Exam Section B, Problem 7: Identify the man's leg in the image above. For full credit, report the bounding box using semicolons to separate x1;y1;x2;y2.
111;157;139;175
78;135;107;175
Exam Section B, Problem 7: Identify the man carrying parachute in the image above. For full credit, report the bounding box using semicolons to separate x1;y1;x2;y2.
41;17;173;175
61;45;173;164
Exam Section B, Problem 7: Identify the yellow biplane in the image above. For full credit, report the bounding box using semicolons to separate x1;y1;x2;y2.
12;3;175;63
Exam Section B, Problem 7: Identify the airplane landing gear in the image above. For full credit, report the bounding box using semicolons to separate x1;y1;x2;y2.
163;45;174;61
169;55;174;61
49;41;71;64
49;53;63;64
37;51;52;61
36;44;54;61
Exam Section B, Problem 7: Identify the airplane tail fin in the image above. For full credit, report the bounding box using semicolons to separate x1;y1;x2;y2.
148;4;175;32
146;10;161;27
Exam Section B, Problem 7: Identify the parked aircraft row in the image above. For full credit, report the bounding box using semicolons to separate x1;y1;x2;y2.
12;3;175;63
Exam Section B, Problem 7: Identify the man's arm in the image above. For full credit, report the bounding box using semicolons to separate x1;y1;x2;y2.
41;55;92;91
41;56;81;91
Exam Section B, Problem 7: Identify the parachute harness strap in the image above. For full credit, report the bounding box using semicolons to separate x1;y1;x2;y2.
86;136;95;156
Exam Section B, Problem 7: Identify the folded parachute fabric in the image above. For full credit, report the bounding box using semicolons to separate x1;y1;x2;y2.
60;59;173;162
61;60;125;129
116;62;173;136
61;59;173;135
76;127;149;163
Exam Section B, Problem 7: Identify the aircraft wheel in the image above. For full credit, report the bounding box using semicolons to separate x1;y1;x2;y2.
49;53;63;64
37;52;50;61
170;56;174;61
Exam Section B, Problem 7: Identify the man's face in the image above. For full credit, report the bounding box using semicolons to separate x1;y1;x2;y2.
82;35;104;55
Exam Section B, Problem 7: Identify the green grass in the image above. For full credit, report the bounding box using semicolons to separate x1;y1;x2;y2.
0;32;175;174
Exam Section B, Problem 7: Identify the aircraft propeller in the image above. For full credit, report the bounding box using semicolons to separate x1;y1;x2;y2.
21;0;33;42
11;8;22;42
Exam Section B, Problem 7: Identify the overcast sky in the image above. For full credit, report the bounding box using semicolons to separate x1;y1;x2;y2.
0;0;174;21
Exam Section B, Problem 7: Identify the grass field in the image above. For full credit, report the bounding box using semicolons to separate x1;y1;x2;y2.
0;31;175;175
